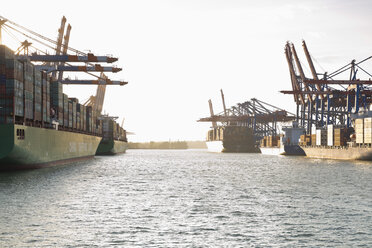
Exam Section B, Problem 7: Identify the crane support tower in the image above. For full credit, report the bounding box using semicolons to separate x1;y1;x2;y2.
282;40;372;133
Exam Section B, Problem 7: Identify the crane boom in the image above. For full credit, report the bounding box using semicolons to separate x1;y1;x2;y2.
58;23;71;82
285;43;304;104
208;99;217;128
291;43;312;103
23;54;118;63
93;73;107;116
0;19;6;44
59;79;127;85
220;89;227;116
2;15;128;120
35;65;122;73
302;40;324;100
52;16;66;79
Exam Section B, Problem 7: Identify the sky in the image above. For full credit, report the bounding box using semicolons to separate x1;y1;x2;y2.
2;0;372;141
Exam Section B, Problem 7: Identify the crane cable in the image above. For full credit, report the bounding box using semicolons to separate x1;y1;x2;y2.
0;15;86;56
3;22;104;80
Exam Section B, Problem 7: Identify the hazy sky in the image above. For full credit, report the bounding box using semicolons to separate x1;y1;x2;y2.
2;0;372;141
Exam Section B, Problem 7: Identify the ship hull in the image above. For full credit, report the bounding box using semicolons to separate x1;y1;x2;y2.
96;139;128;155
206;141;224;153
0;124;101;170
260;145;306;156
302;146;372;160
206;140;260;153
284;145;306;156
260;147;284;155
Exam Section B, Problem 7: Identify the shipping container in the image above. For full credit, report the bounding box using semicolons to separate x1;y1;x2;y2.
316;129;327;146
355;118;364;144
327;124;334;146
334;128;347;146
86;106;92;132
63;94;68;127
311;134;316;146
76;103;81;130
41;72;50;123
68;101;73;128
5;59;24;81
68;98;77;129
23;61;34;120
33;68;42;121
81;105;86;131
311;125;316;135
364;117;372;144
51;81;63;125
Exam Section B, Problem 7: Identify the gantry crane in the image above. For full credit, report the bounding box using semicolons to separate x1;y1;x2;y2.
0;15;128;129
198;91;296;140
83;72;108;117
0;15;127;86
281;40;372;132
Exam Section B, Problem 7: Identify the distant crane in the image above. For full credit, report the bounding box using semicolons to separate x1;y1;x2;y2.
199;92;296;139
208;99;217;128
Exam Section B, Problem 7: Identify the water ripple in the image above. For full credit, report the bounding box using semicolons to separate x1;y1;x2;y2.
0;150;371;247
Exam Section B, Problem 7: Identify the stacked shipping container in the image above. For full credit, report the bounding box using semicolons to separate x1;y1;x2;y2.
0;45;126;143
102;118;126;141
355;118;364;144
299;134;311;146
33;69;42;121
63;93;68;127
364;117;372;144
334;128;347;146
41;72;50;123
327;125;333;146
86;106;92;132
102;118;113;141
315;129;327;146
69;98;78;129
23;61;34;120
0;45;99;135
51;81;63;125
1;54;24;123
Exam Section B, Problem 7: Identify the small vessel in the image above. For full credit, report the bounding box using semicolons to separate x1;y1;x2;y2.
260;121;306;156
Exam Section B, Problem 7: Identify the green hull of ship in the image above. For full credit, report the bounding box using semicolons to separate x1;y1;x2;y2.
96;139;128;155
0;124;101;170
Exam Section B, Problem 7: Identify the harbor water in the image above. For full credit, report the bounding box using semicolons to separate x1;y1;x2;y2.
0;150;371;247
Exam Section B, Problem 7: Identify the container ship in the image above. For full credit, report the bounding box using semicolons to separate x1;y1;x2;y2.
298;117;372;160
0;16;128;170
199;91;295;153
206;125;259;153
96;116;128;155
282;40;372;160
259;121;306;156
